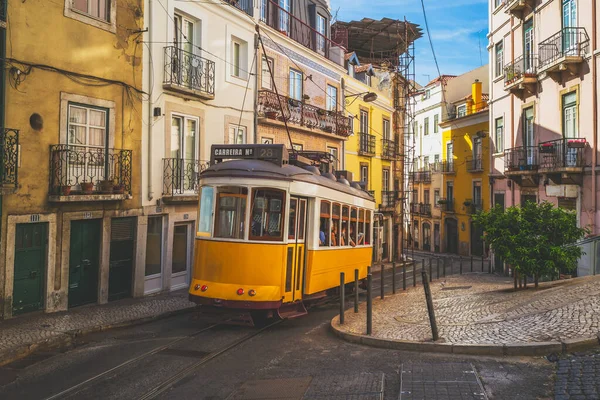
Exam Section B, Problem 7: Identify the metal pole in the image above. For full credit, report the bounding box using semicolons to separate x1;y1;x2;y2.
481;255;484;272
354;269;359;313
436;257;440;279
340;272;345;325
443;258;446;278
380;264;385;300
460;257;463;275
366;273;373;335
413;259;416;287
402;262;407;290
421;269;439;341
392;262;396;294
429;258;433;282
471;255;473;272
488;258;492;274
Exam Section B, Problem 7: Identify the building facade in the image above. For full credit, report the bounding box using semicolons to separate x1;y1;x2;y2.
344;58;396;262
489;0;599;273
140;0;257;295
0;0;144;318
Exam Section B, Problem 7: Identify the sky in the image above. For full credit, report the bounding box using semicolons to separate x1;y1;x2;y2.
329;0;489;86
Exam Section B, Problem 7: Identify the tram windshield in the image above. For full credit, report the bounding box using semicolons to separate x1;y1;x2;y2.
249;189;285;241
214;187;247;239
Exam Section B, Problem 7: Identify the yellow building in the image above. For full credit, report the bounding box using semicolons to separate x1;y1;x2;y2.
343;56;396;262
438;80;490;256
0;0;143;318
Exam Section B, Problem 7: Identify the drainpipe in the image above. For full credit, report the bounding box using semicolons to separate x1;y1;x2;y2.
253;32;259;143
592;0;597;234
146;0;154;201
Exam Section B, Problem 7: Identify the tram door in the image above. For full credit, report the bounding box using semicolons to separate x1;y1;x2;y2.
285;197;307;302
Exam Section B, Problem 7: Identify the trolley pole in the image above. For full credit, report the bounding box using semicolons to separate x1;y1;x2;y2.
339;272;345;325
354;269;359;313
366;273;373;335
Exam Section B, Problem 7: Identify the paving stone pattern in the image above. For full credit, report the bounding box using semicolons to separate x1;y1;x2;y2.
554;350;600;400
340;274;600;345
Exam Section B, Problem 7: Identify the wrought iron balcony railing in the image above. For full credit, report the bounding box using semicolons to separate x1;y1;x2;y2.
465;199;483;215
412;170;431;183
381;191;396;208
225;0;253;16
420;203;432;216
0;128;19;193
49;145;132;196
466;156;483;172
163;158;210;196
410;202;420;214
381;139;397;160
438;160;455;174
163;46;215;98
261;0;345;66
358;132;376;156
258;90;350;137
438;198;454;213
505;145;539;172
504;54;538;86
538;138;587;170
539;27;590;69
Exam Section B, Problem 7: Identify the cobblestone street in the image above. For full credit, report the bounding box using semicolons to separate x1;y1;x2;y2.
336;273;600;346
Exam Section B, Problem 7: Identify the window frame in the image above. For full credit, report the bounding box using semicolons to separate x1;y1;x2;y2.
213;187;248;240
326;84;338;111
197;185;215;236
424;116;429;135
229;124;247;144
261;56;274;89
495;40;504;78
289;68;303;101
65;0;117;33
457;104;467;117
248;188;287;242
433;114;439;133
317;13;327;52
495;117;504;153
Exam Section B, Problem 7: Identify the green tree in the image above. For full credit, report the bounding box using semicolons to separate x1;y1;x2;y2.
472;201;587;288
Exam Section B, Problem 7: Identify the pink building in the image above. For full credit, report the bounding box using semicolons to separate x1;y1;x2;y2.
488;0;600;274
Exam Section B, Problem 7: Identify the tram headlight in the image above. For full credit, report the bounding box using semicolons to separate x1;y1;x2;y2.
248;289;256;297
236;288;244;296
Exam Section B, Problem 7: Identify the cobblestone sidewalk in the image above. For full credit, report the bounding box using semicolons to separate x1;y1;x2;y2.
335;274;600;347
0;289;196;366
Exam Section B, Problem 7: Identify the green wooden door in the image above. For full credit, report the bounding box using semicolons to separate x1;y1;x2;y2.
69;220;101;308
109;218;135;301
13;223;47;315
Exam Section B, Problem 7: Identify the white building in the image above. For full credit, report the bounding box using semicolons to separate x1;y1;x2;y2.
140;0;258;294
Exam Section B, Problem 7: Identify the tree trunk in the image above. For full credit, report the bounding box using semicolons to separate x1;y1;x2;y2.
513;269;518;290
534;273;539;288
518;272;522;289
524;275;527;289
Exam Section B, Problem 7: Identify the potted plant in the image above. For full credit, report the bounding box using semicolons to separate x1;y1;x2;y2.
113;183;125;194
60;185;72;196
540;142;555;153
80;181;94;194
264;109;278;119
567;138;586;148
323;126;333;133
317;108;327;116
463;200;472;206
303;94;310;102
288;98;300;107
100;179;114;194
438;199;448;205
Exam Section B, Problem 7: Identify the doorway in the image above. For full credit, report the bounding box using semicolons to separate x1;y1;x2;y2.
171;222;194;291
69;220;101;308
445;218;458;254
13;223;47;315
109;217;136;301
284;197;307;302
144;216;164;294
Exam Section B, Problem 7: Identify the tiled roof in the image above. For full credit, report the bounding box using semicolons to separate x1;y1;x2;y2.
344;52;356;61
354;64;373;73
459;93;490;102
426;75;456;87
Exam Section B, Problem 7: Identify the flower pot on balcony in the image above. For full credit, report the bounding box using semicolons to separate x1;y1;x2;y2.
317;108;327;116
323;126;333;133
438;199;447;205
113;184;125;194
288;98;300;107
567;139;586;148
61;185;72;196
265;111;278;119
463;200;472;206
81;182;94;195
100;179;114;194
539;144;555;153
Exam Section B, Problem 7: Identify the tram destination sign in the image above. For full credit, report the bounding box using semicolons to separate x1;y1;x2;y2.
210;144;289;166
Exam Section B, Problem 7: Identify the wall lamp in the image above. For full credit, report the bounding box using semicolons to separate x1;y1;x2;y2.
345;91;378;105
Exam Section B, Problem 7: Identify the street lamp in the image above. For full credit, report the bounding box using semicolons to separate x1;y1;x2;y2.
345;91;378;105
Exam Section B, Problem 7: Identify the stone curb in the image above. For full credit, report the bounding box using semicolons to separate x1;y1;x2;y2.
0;305;199;367
330;317;600;357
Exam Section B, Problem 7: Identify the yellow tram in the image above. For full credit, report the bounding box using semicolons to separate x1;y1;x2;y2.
189;144;376;320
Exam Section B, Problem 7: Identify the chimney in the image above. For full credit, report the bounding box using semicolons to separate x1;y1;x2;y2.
472;79;483;113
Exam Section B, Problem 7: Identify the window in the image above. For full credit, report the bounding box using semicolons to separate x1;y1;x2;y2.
292;143;303;151
473;181;482;207
365;210;371;245
341;206;350;246
145;216;163;277
457;104;467;117
289;69;303;101
72;0;110;21
446;142;453;163
359;110;369;133
360;165;369;188
279;0;291;34
175;14;195;54
326;85;338;111
261;137;274;144
260;0;267;22
331;203;341;246
495;0;502;8
434;154;440;166
350;208;358;246
317;14;326;52
250;189;285;241
473;136;482;161
563;92;578;138
68;103;108;149
261;56;273;89
423;156;430;170
214;187;247;239
424;117;429;135
383;119;390;141
382;169;390;192
521;194;536;205
319;201;331;246
433;114;439;133
348;114;354;134
412;191;418;205
171;115;199;192
424;189;430;205
494;192;505;210
495;41;504;78
229;125;246;144
327;146;339;169
495;117;504;153
198;186;214;234
434;189;440;208
358;209;366;245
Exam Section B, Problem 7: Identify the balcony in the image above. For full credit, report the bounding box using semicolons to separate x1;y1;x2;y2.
504;54;538;97
438;198;455;213
381;191;396;210
163;46;215;99
258;90;350;137
0;128;19;194
538;138;587;184
412;170;431;183
381;139;398;160
420;203;432;216
466;156;484;173
410;202;420;215
162;158;210;203
465;199;483;215
504;145;539;187
538;28;590;79
437;161;455;174
49;145;132;202
358;132;376;156
504;0;535;19
261;0;345;66
225;0;253;16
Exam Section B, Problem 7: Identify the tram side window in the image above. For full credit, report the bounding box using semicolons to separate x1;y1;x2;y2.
319;201;331;246
198;186;214;235
341;206;350;246
214;187;247;239
288;199;297;240
332;203;341;246
350;207;358;247
358;209;365;246
250;189;285;241
365;210;372;245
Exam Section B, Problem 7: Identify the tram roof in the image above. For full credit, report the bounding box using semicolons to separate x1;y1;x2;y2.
201;159;374;202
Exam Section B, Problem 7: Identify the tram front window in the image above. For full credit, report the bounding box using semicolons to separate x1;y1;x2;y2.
250;189;285;241
198;186;214;235
214;187;247;239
